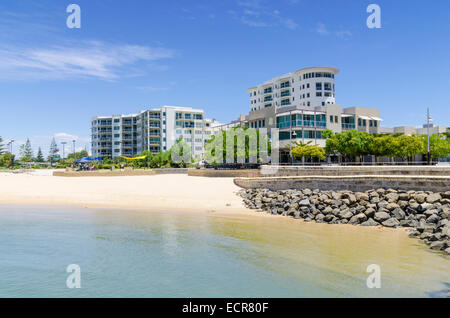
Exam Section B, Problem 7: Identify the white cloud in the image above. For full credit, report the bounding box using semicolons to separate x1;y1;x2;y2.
232;0;299;30
316;23;352;39
0;41;176;81
136;86;170;92
316;23;329;35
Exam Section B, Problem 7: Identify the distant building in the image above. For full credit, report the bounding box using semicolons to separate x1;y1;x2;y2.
91;106;222;158
380;124;449;136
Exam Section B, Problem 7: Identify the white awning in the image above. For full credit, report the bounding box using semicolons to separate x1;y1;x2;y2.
341;114;354;117
370;116;384;121
358;115;372;120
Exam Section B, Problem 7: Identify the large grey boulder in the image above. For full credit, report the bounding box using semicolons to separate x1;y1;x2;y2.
414;193;427;204
426;214;440;224
364;207;376;218
299;199;310;206
374;211;390;223
426;193;442;204
429;241;445;250
382;218;400;227
385;193;399;202
391;208;406;220
339;209;354;220
361;218;379;227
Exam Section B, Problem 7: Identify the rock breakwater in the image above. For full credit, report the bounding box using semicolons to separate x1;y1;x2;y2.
239;188;450;255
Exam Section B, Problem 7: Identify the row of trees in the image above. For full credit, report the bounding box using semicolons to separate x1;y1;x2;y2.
0;136;67;168
288;129;450;163
96;139;193;169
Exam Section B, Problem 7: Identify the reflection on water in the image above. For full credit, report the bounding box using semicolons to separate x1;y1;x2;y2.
0;205;448;298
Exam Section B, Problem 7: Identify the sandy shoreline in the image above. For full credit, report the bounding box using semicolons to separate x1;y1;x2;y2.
0;172;262;216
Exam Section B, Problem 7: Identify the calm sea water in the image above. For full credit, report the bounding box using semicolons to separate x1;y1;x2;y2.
0;205;449;298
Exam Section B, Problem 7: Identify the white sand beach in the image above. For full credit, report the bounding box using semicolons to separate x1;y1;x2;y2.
0;172;255;215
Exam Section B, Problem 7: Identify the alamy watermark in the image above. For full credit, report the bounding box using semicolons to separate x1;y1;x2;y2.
366;264;381;288
66;4;81;29
66;264;81;288
367;4;381;29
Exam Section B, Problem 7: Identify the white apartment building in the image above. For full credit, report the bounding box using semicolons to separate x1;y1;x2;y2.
247;66;338;111
240;67;383;150
91;106;221;158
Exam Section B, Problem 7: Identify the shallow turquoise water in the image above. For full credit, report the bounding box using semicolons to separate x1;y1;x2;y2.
0;205;448;297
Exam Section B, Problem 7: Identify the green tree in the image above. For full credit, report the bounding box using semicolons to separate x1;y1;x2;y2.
19;138;34;162
0;152;15;168
67;150;89;160
368;134;397;162
394;135;424;163
288;141;325;162
426;134;450;160
35;147;45;162
48;138;60;162
324;130;373;162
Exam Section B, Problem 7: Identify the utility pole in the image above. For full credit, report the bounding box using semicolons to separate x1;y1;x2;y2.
72;140;76;154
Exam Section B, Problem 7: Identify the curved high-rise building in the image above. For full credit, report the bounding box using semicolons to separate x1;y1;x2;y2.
246;66;339;111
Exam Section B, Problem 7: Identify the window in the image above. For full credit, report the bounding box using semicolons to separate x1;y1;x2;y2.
114;134;120;138
330;115;333;123
280;81;290;88
114;126;120;130
114;119;120;123
316;82;322;90
316;92;322;97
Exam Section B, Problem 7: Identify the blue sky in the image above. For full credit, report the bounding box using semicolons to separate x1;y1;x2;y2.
0;0;449;156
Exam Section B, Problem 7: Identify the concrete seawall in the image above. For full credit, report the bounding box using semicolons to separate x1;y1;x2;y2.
260;165;450;176
188;169;260;178
234;175;450;192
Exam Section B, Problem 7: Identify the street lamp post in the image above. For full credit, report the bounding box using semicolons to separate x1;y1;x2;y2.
72;140;76;154
9;139;14;153
289;111;293;164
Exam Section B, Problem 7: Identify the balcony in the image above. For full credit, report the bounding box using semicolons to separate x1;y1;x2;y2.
316;121;327;128
280;91;290;97
264;97;273;102
342;123;356;130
